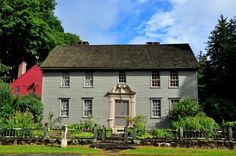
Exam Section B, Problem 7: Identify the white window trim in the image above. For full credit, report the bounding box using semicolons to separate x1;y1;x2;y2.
59;98;70;118
61;72;70;87
150;71;160;88
169;71;179;88
84;72;93;87
118;71;126;84
82;98;93;118
150;98;162;118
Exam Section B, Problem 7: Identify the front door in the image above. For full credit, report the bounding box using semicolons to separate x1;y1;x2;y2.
115;100;129;127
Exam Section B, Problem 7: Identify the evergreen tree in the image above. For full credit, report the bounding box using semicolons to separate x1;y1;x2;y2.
200;15;236;122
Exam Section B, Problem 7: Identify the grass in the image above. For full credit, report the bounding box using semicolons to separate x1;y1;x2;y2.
0;145;236;155
120;146;236;156
0;145;103;155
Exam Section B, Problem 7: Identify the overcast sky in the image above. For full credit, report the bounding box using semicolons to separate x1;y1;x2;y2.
55;0;236;56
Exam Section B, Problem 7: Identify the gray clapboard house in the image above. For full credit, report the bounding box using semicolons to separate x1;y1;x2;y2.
41;42;198;132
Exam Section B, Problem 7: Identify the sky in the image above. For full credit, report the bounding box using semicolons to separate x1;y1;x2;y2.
55;0;236;56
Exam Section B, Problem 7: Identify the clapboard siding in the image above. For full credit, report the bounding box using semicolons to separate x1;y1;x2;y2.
42;70;197;128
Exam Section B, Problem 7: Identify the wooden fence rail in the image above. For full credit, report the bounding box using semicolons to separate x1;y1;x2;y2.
0;125;235;142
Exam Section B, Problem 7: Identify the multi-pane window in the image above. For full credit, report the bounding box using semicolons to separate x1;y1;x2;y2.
170;71;178;87
151;99;161;118
84;72;93;87
83;99;92;117
118;71;126;83
60;98;69;117
61;72;70;87
151;71;160;87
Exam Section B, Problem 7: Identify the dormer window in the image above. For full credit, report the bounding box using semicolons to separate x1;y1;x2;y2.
118;71;126;83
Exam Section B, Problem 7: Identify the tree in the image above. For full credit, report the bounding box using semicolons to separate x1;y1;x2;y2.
0;81;16;119
0;61;10;82
0;0;80;79
199;15;236;122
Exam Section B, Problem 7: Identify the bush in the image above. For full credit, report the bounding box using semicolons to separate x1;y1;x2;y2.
153;128;173;139
69;131;93;138
0;83;43;125
16;93;43;123
222;121;236;128
6;112;40;129
127;115;147;137
172;114;218;136
138;132;152;139
171;97;201;120
68;116;95;130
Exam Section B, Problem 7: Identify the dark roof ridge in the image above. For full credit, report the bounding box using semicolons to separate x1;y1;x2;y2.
59;43;190;47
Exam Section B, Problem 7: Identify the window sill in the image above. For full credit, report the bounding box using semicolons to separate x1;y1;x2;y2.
168;86;179;89
83;86;94;88
60;86;70;88
150;86;161;89
150;116;161;119
59;116;69;118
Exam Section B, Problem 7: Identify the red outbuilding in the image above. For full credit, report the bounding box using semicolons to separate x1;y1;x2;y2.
11;61;42;97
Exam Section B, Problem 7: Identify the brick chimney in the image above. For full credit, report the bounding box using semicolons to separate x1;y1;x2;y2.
77;41;89;45
18;61;27;78
146;42;160;45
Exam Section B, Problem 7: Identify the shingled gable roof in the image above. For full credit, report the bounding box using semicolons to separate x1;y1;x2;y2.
41;44;198;70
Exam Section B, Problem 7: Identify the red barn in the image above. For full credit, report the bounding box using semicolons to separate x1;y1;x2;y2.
11;61;42;97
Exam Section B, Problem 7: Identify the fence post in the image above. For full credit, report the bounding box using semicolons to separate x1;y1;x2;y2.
93;124;98;144
228;126;232;141
124;126;128;143
44;123;49;139
133;124;136;140
102;125;106;142
61;124;68;148
180;127;183;141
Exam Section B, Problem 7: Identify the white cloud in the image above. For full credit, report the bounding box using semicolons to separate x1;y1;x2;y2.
130;0;236;55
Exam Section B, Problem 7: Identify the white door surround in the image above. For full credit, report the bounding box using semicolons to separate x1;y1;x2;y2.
106;84;136;133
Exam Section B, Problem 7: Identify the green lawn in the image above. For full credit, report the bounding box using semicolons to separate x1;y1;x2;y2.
0;145;236;155
0;145;103;155
120;146;236;156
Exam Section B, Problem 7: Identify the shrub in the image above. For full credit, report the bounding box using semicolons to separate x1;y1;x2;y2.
68;122;84;131
222;121;236;128
127;115;147;137
68;116;96;130
172;114;218;136
16;93;43;123
138;132;152;139
69;131;93;138
171;97;202;120
153;128;173;139
6;112;40;129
